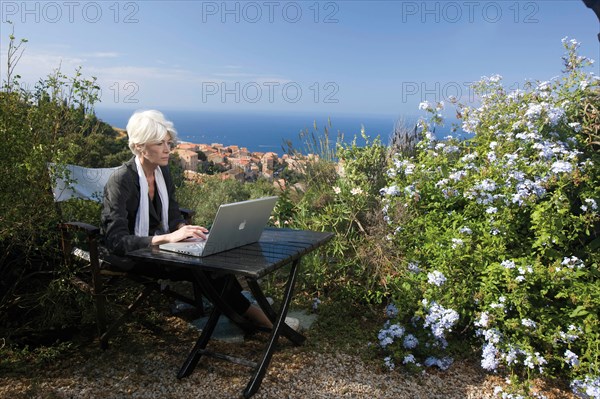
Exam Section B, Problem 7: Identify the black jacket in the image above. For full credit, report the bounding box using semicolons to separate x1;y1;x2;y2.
101;157;185;255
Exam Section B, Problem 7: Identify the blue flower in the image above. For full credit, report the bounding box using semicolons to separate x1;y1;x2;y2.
444;145;459;154
402;354;416;365
385;303;398;318
394;159;416;175
551;160;573;174
423;301;459;340
407;261;421;273
564;350;580;368
388;323;405;338
569;122;582;132
404;184;419;197
424;356;454;370
583;199;598;211
377;323;404;348
481;342;499;371
449;170;467;181
523;351;547;373
380;185;401;196
474;312;490;328
479;179;497;192
379;336;393;348
403;334;418;349
384;356;395;371
482;328;502;344
427;270;447;286
503;346;523;366
562;256;585;270
312;297;321;311
571;375;600;398
451;238;463;249
459;226;472;235
501;260;516;269
521;318;537;329
558;325;581;343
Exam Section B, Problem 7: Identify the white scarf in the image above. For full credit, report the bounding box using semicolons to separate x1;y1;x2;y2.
134;156;169;236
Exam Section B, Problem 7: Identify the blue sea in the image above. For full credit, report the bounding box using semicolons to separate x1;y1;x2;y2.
95;108;457;155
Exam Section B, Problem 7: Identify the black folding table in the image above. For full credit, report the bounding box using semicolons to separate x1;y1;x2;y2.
127;227;333;398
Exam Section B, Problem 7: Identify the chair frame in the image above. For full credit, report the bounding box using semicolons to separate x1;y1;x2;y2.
53;163;203;348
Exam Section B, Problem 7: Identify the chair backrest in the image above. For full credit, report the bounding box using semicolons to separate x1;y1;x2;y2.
50;163;118;203
50;162;195;227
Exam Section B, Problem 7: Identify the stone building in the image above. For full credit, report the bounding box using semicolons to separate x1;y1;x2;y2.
175;149;199;171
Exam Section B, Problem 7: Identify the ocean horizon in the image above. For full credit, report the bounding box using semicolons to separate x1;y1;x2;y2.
95;108;457;155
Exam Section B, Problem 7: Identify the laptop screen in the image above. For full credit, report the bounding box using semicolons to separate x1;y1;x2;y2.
159;196;278;257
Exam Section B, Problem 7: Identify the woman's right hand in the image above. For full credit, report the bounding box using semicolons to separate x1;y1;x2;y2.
170;225;209;242
151;224;209;246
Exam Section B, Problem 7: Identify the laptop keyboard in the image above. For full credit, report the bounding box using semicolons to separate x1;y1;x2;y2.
186;234;209;253
190;241;206;250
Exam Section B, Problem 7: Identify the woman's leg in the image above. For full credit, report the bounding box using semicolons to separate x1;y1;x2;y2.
243;304;273;329
209;274;272;328
125;262;272;328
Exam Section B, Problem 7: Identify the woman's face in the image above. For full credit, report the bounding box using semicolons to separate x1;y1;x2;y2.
141;135;174;167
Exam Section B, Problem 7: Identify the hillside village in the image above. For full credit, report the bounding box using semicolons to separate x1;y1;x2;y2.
113;127;320;189
173;142;318;189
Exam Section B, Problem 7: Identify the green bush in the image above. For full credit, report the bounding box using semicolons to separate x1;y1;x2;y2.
176;176;276;227
378;38;599;396
0;30;130;336
280;126;396;303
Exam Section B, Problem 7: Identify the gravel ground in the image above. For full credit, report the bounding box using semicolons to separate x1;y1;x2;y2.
0;317;576;399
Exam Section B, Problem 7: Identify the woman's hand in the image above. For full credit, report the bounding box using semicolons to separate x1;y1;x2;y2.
151;225;208;246
171;225;209;242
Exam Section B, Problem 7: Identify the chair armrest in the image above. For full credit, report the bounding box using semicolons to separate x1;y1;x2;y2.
179;208;195;224
58;222;101;238
58;222;102;269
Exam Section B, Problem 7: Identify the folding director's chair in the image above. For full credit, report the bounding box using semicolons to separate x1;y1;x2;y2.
50;163;203;348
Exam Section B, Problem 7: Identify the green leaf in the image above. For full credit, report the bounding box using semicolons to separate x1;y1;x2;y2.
588;236;600;251
570;306;589;318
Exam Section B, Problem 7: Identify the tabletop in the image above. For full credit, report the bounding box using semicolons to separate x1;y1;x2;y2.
127;227;334;279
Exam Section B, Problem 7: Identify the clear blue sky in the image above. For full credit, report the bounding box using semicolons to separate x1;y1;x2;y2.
1;1;599;120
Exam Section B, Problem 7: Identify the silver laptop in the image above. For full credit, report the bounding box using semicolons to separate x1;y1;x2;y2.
159;196;278;257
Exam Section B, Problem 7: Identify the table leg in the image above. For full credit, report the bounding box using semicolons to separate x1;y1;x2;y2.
246;278;306;346
194;271;254;330
243;259;301;398
177;303;221;379
178;272;253;378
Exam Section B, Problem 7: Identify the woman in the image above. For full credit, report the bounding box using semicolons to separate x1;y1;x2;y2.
101;109;272;328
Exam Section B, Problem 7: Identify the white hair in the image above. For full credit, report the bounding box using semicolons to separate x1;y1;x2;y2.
126;110;178;155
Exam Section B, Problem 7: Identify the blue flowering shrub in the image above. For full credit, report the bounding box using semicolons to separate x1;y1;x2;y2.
379;39;600;397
